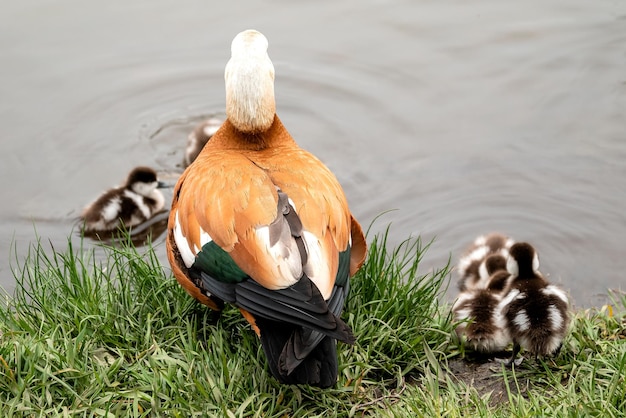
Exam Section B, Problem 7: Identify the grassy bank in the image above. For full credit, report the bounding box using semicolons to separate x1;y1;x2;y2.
0;231;624;417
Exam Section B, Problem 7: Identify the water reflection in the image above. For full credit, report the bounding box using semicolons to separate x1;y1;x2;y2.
79;210;169;248
1;0;625;307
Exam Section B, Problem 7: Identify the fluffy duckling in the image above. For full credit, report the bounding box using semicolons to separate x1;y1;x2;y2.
166;30;366;387
479;253;507;278
453;268;512;354
184;117;223;167
457;233;514;291
497;242;570;365
80;166;167;233
476;253;509;288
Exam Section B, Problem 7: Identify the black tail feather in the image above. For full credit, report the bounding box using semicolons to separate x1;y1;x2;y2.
257;319;339;388
280;327;323;374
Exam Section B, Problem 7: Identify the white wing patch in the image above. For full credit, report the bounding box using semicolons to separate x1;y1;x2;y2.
255;224;302;288
547;304;564;331
512;309;531;332
542;285;569;304
100;196;122;223
301;230;333;300
200;229;212;248
173;211;198;268
123;189;151;219
495;288;521;329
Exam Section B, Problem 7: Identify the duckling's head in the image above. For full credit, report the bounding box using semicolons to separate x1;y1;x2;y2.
479;253;507;280
482;232;514;253
507;242;540;279
125;167;163;197
225;29;276;134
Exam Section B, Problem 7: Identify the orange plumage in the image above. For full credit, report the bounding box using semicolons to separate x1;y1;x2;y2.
166;29;366;387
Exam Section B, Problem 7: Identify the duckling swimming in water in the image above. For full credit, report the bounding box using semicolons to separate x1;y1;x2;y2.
184;117;223;167
80;166;167;233
497;242;570;365
457;233;514;291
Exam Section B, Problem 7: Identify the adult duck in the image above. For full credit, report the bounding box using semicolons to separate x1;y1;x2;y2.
166;29;367;387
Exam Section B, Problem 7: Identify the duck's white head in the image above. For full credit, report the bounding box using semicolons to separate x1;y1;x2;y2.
225;29;276;134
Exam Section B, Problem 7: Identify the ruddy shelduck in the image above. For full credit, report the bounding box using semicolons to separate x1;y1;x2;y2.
166;29;366;387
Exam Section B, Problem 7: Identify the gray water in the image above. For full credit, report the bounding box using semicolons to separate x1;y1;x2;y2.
1;0;625;307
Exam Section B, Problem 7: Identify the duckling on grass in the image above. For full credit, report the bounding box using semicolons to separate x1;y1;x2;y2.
453;268;512;354
457;233;514;291
497;242;570;366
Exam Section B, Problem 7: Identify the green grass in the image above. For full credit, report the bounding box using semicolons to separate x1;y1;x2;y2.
0;229;624;417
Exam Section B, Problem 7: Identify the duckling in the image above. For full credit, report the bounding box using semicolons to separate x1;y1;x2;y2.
80;166;167;233
476;253;509;289
453;269;512;353
497;242;570;365
184;117;223;167
166;30;366;387
457;233;514;291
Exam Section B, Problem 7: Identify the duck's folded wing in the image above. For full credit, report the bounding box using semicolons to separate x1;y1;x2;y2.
171;150;358;337
176;154;315;290
197;269;354;343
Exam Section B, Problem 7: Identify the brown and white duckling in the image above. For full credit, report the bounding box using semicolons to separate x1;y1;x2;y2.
457;233;515;291
183;117;223;167
479;253;507;279
476;253;511;289
453;269;512;354
80;166;167;233
496;242;570;365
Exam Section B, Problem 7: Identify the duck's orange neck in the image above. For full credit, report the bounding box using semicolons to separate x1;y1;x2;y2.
214;115;297;151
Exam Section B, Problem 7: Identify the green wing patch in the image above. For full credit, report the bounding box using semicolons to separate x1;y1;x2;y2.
335;246;351;287
193;241;248;283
